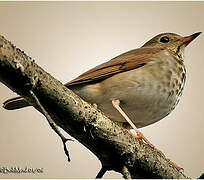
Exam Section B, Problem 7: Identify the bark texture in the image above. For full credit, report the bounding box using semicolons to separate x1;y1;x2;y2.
0;35;188;178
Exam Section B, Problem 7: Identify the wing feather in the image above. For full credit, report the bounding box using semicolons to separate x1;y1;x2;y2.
65;47;162;87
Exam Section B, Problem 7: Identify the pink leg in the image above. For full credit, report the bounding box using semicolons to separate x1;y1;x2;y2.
111;99;182;172
112;99;157;148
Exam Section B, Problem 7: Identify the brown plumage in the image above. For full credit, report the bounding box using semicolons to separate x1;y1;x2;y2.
3;32;201;129
66;47;162;86
3;32;201;171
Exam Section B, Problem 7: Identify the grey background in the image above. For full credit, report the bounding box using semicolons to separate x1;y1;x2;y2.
0;1;204;178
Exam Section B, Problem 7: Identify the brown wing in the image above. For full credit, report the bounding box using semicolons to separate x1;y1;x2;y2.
65;47;162;87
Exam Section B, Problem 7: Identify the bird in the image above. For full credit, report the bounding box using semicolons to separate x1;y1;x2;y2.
3;32;201;170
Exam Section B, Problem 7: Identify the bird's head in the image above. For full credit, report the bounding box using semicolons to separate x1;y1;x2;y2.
142;32;202;58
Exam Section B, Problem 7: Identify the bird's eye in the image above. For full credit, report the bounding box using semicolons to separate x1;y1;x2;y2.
160;36;170;43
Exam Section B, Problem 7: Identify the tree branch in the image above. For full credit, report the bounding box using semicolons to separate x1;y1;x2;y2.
96;166;107;178
0;35;189;178
29;89;73;162
121;166;132;179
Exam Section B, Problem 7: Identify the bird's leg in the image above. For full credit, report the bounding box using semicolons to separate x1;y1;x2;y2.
112;99;158;149
111;99;182;171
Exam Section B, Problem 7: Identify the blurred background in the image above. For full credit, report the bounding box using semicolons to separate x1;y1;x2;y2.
0;1;204;178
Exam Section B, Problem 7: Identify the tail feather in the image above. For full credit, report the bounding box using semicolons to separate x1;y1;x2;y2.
3;96;30;110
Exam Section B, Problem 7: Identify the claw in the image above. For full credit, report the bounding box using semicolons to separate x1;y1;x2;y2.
112;99;183;172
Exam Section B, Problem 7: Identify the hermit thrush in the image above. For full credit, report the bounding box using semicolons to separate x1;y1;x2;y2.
3;32;201;169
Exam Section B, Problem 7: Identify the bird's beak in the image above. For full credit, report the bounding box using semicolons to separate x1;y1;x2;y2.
180;32;202;47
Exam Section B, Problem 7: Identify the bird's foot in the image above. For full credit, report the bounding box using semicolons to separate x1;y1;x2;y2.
134;130;164;156
112;99;183;172
132;130;183;172
166;158;184;172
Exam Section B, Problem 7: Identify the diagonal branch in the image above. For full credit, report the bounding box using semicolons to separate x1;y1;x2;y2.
0;35;188;178
29;89;73;162
96;166;107;178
